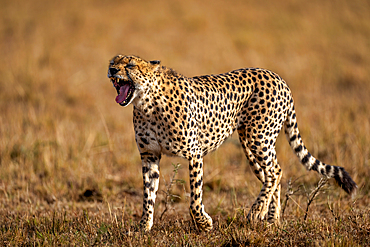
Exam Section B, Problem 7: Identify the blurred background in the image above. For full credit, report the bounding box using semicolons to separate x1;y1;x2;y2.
0;0;369;220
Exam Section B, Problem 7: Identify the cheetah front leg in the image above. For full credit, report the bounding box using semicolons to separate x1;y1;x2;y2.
188;157;213;231
139;153;161;232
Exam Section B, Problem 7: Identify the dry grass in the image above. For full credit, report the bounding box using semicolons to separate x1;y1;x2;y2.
0;0;370;245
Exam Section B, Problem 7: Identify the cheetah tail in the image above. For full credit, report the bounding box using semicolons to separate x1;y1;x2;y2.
284;104;357;196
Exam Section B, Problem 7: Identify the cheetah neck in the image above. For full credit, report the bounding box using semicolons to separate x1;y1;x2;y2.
132;66;188;117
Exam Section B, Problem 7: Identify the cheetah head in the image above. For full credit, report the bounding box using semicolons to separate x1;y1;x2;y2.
107;55;160;107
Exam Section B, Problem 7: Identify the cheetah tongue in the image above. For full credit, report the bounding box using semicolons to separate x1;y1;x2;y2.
115;84;130;104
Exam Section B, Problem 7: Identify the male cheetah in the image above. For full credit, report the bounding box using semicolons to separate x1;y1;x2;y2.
107;55;357;232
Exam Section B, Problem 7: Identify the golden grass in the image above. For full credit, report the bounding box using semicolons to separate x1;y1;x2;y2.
0;0;369;245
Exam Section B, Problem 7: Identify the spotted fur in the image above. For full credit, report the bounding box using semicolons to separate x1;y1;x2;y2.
107;55;357;232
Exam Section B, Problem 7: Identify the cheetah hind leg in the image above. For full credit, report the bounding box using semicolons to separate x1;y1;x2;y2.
247;161;282;224
247;185;281;225
267;183;281;224
237;129;282;224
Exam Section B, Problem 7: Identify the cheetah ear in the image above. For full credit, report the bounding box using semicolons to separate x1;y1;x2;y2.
149;60;161;70
150;60;160;65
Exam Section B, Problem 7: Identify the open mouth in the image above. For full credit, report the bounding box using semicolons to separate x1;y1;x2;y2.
111;77;135;106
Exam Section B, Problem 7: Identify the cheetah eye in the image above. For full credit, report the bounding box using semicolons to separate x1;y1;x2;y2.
126;63;136;69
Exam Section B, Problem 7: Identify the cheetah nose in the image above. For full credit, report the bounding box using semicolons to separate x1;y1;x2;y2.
109;68;119;75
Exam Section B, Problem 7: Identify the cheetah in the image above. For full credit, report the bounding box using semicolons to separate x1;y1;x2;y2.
107;55;357;232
